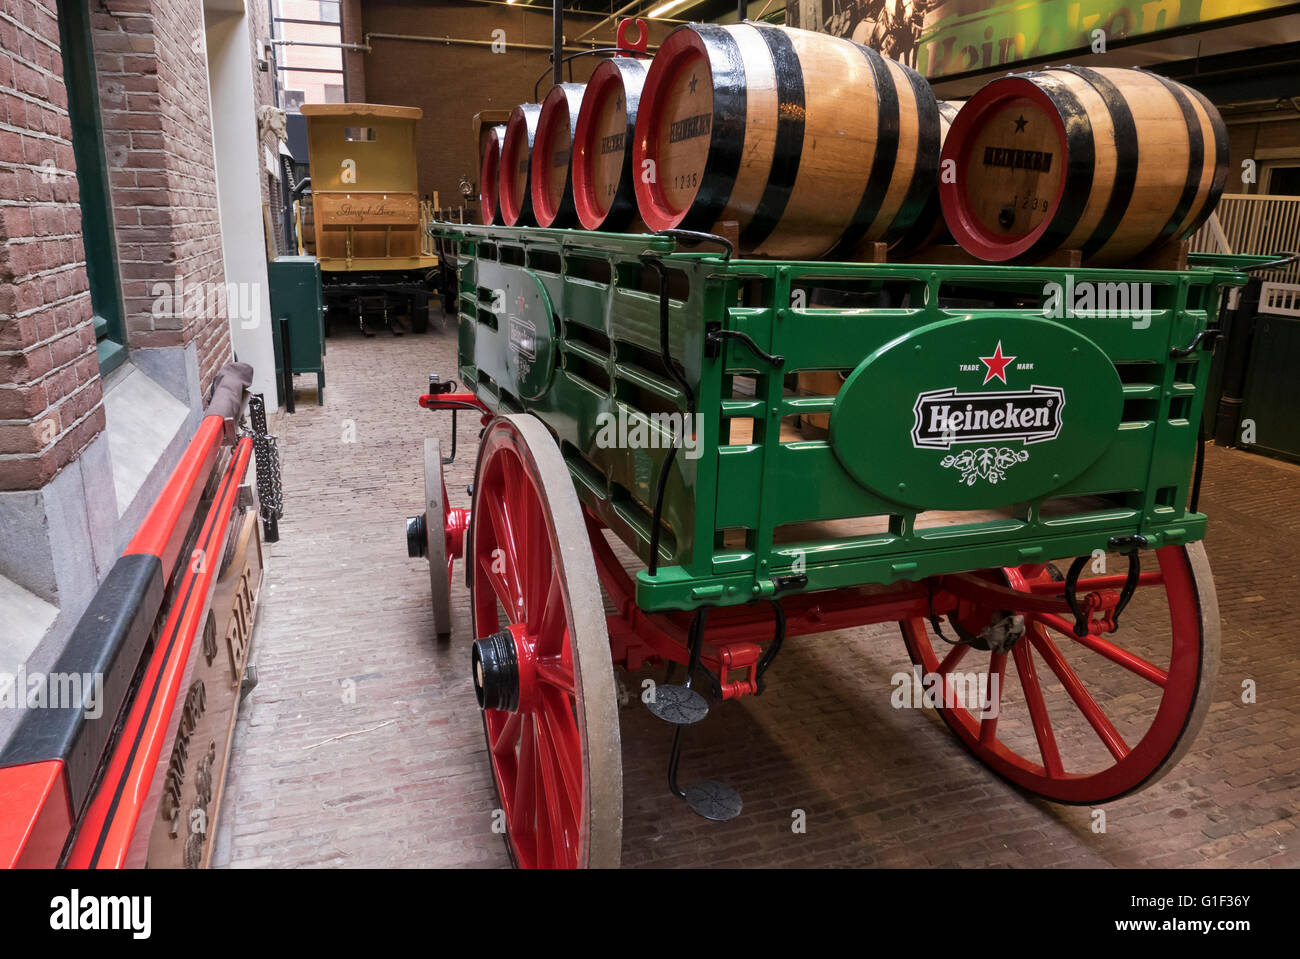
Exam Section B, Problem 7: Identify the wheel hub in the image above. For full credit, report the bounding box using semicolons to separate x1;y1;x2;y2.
472;624;533;712
406;513;427;558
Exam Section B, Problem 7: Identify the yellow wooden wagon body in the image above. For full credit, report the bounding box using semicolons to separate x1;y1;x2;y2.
299;103;438;273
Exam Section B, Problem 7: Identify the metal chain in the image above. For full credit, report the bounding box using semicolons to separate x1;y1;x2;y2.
244;393;283;522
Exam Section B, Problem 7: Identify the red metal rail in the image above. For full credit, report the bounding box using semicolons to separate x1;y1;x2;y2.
0;406;251;868
67;437;253;868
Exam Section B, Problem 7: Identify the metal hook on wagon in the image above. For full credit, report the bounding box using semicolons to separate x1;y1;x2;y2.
1064;535;1147;637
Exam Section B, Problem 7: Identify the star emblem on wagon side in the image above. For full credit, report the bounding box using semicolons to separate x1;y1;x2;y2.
980;341;1016;384
688;73;698;94
1014;114;1028;133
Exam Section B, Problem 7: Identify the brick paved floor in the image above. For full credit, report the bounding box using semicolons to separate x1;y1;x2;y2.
213;317;1300;869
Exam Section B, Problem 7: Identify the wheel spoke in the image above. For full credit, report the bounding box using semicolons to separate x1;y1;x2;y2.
491;710;522;757
978;651;1007;744
1012;640;1064;778
478;553;521;626
538;687;584;815
486;713;519;827
523;496;551;621
484;494;525;617
535;654;575;695
532;713;573;867
937;640;970;677
513;715;537;842
530;721;552;867
1032;612;1168;687
500;458;529;571
1028;625;1131;761
535;569;567;657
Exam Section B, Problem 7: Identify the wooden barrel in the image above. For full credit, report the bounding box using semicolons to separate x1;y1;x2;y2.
572;57;649;232
499;103;543;227
889;100;962;257
479;123;506;225
631;22;940;259
940;67;1229;263
531;83;587;228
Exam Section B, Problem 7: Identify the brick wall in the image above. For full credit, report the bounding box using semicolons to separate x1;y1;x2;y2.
358;2;672;209
92;0;230;394
0;0;103;493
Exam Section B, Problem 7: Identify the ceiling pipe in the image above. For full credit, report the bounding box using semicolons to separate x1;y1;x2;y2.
573;0;644;43
553;0;563;85
271;39;372;52
363;31;658;54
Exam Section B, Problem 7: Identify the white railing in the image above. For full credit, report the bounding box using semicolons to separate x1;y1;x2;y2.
1260;281;1300;318
1189;194;1300;288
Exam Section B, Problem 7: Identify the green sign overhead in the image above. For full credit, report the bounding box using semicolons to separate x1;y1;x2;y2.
786;0;1296;79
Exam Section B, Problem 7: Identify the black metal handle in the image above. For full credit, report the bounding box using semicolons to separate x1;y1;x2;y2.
1063;555;1091;637
1170;328;1223;358
641;256;696;577
656;229;734;262
705;322;784;368
1241;250;1300;273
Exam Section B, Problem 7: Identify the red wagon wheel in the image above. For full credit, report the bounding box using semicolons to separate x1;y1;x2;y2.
900;542;1219;804
468;415;622;868
424;438;452;641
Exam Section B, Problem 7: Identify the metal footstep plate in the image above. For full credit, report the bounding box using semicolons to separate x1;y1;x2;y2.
645;684;708;725
685;781;743;821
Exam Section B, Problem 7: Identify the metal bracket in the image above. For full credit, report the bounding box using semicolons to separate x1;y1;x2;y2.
1107;534;1149;553
772;573;807;594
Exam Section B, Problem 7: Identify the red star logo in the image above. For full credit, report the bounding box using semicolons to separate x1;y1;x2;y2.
979;341;1016;385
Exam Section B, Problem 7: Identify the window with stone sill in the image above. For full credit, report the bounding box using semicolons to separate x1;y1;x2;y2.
57;0;127;376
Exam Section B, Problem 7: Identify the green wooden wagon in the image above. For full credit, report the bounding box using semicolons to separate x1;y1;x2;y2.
407;222;1266;868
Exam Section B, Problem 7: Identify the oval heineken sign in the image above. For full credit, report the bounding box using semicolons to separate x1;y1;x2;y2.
830;315;1123;510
